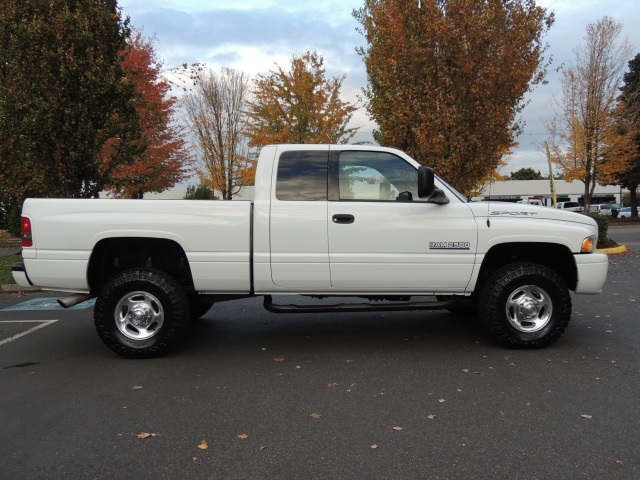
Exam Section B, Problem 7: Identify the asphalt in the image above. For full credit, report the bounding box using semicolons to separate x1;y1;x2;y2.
0;229;638;479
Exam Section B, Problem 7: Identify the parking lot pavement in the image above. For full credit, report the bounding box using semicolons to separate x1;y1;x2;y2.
1;246;639;479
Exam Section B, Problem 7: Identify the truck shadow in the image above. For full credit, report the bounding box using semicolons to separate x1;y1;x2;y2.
179;301;488;358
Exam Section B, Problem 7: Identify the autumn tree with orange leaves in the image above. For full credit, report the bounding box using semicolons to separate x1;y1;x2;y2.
104;32;192;199
354;0;554;196
245;51;358;149
548;17;633;210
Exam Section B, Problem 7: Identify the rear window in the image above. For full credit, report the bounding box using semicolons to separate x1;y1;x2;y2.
275;151;328;201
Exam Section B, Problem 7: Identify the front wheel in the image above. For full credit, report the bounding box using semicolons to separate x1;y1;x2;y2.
479;263;571;349
94;268;190;358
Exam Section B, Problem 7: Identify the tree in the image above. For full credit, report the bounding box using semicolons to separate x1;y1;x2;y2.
611;53;640;216
354;0;554;196
104;32;192;199
0;0;137;202
549;17;633;210
183;68;253;200
510;168;543;180
245;51;358;149
184;184;217;200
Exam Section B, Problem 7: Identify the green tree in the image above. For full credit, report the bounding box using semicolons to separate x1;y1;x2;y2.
245;51;358;149
184;184;217;200
0;0;137;203
354;0;554;196
510;168;543;180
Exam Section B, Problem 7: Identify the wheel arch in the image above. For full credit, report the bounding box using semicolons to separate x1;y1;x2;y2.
87;237;194;294
474;242;577;293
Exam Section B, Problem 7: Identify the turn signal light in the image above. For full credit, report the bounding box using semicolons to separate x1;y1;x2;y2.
580;236;595;253
21;217;33;248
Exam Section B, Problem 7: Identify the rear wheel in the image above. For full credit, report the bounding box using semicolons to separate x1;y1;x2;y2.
94;268;190;358
479;263;571;348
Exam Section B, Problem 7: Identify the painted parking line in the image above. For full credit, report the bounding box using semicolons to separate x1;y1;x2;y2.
0;320;58;346
1;298;96;312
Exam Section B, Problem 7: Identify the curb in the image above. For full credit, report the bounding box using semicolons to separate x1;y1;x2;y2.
0;283;40;293
597;244;627;254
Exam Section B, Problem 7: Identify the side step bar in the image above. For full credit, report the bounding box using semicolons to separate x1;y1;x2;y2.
263;295;453;314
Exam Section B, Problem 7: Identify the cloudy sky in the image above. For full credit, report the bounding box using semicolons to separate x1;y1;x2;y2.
118;0;640;175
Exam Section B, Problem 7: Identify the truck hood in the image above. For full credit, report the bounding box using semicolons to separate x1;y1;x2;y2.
467;202;597;227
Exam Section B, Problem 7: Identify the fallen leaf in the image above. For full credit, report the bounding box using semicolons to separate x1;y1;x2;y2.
198;440;208;450
426;415;437;420
462;369;470;373
237;434;249;440
613;459;623;465
136;432;157;439
392;426;404;431
259;445;267;452
132;386;143;390
581;414;593;419
439;399;446;403
371;444;378;449
311;413;321;419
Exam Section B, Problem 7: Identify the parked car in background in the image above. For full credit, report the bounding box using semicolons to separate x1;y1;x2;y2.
554;201;582;212
608;203;621;218
589;204;612;216
618;207;639;218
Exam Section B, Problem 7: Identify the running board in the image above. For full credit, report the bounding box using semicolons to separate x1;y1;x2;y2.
263;295;453;314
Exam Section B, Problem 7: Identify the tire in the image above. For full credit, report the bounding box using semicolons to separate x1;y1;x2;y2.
94;268;190;358
479;262;571;349
189;296;214;320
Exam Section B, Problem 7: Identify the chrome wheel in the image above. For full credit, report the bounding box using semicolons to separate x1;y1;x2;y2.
114;291;164;340
505;285;552;333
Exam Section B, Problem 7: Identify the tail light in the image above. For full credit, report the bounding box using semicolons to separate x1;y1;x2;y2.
21;217;33;248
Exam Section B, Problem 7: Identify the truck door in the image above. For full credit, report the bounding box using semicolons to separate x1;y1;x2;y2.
327;149;477;292
269;147;331;290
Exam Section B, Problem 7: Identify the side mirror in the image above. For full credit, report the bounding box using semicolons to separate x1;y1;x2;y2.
418;166;434;199
418;165;450;205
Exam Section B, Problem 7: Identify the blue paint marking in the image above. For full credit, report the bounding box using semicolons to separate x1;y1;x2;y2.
2;297;96;311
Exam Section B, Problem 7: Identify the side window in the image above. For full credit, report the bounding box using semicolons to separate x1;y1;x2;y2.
338;151;418;201
276;151;328;201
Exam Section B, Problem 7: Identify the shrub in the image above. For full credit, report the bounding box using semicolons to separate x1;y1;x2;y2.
584;213;611;248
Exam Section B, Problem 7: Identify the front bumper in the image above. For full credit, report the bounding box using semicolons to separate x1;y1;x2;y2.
574;253;608;294
12;263;33;288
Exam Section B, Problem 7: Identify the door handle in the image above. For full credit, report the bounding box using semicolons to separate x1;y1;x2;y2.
332;214;355;224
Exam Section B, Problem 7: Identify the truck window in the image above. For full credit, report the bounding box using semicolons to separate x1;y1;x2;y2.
338;151;418;201
275;151;328;201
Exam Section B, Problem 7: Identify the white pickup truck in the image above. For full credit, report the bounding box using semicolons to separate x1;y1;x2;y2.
13;145;609;357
